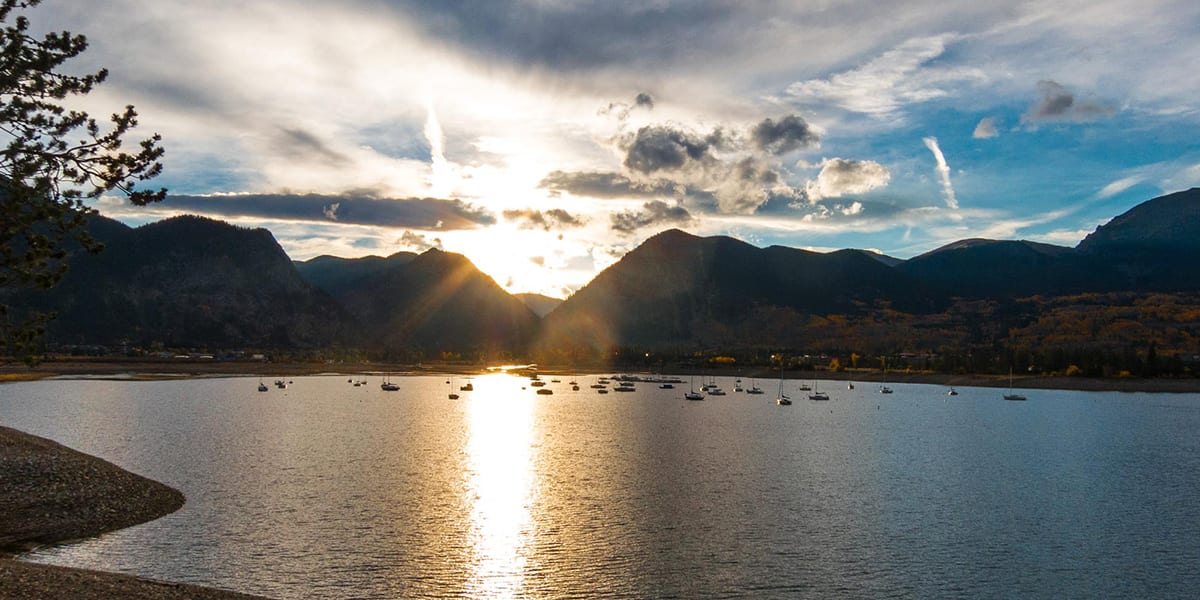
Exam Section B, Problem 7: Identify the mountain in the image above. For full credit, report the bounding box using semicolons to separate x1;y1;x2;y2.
10;188;1199;360
11;215;350;349
538;229;940;352
537;188;1200;355
295;252;417;297
298;248;540;354
897;238;1082;298
7;213;540;355
1078;188;1200;253
1072;187;1200;291
515;293;563;317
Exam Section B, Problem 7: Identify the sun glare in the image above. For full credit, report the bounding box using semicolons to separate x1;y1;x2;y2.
463;374;538;598
446;228;570;297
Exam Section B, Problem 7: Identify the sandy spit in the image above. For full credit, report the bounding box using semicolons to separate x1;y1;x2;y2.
0;426;267;599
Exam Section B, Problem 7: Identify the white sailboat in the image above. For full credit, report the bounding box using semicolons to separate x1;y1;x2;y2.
685;375;704;400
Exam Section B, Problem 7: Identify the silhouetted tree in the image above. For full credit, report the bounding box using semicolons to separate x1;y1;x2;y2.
0;0;164;363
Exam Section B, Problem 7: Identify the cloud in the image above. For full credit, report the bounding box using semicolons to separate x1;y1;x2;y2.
396;230;443;252
424;94;452;197
611;201;693;234
616;121;815;214
538;170;681;199
922;137;959;210
382;1;740;72
278;128;350;165
1096;176;1142;199
972;117;999;139
1021;80;1116;124
804;158;891;201
502;208;588;230
600;92;657;120
622;125;719;174
146;193;495;229
322;202;340;221
839;201;864;216
786;34;983;121
750;115;819;155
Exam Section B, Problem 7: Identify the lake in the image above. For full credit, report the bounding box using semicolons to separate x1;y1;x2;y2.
2;374;1199;598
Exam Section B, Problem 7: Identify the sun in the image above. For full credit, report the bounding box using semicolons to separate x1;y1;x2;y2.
446;226;568;298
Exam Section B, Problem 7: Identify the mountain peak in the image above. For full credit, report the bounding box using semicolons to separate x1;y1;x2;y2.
642;228;699;246
1078;187;1200;253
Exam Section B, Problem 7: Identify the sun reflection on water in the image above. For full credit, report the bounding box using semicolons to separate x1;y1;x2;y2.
463;373;538;599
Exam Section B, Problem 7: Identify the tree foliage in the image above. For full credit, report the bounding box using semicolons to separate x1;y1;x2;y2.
0;0;165;362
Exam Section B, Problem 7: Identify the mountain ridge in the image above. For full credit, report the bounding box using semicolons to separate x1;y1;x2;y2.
7;188;1198;365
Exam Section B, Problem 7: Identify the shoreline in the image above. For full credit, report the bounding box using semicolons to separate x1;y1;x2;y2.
4;358;1199;393
0;426;266;599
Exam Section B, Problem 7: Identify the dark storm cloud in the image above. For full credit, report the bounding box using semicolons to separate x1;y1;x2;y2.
538;170;680;199
1021;80;1116;123
162;193;495;229
750;115;819;155
611;201;693;234
502;208;587;231
623;125;716;174
635;92;655;109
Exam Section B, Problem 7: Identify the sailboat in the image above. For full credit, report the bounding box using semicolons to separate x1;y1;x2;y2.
776;371;792;405
746;378;764;395
1003;369;1026;401
808;379;830;401
685;375;705;400
380;373;400;391
448;377;459;399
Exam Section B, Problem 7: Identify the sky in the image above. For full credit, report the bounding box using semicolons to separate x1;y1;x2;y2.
31;0;1200;298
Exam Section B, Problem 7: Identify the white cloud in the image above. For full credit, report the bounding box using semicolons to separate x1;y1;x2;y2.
1096;176;1142;199
804;158;891;201
322;202;340;221
424;93;451;198
1032;227;1099;247
786;34;985;121
922;137;959;210
972;116;999;139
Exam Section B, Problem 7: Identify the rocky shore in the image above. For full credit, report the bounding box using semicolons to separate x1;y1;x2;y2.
0;426;266;599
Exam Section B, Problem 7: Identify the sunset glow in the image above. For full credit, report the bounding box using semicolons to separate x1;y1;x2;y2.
39;0;1200;296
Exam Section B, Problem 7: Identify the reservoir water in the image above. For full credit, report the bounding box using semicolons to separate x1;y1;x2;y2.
2;374;1199;598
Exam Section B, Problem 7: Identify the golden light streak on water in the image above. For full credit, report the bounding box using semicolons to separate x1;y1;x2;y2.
463;373;538;599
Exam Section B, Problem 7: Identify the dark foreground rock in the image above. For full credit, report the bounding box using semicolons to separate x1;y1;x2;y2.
0;426;267;599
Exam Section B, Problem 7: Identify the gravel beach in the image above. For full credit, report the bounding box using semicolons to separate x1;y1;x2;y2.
0;426;267;599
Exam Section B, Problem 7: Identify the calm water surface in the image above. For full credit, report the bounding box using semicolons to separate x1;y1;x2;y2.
2;375;1198;598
